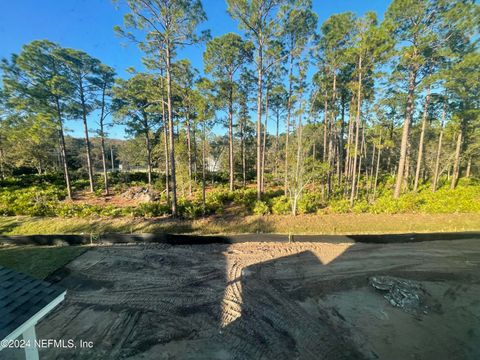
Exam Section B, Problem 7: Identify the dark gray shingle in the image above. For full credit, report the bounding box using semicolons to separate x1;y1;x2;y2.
0;266;65;340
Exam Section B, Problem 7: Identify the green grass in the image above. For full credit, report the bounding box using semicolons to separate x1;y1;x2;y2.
0;246;87;279
1;213;479;236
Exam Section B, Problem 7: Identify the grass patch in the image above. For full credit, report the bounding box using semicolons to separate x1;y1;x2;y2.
0;213;479;236
0;246;87;279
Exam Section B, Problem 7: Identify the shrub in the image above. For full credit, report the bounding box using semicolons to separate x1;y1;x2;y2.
133;202;170;218
270;196;291;215
253;200;270;215
177;199;204;219
297;192;324;214
232;188;257;210
328;199;351;214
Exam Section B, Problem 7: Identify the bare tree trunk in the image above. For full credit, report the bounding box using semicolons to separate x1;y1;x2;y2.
99;84;109;195
55;98;72;200
466;157;472;178
373;135;382;200
78;81;95;193
110;146;114;172
0;147;4;180
413;86;430;191
192;124;198;182
202;122;206;215
240;119;246;187
284;53;294;196
450;129;462;189
345;106;353;178
338;99;346;186
144;122;152;186
186;114;193;196
163;124;170;202
355;124;365;200
261;84;269;192
350;55;362;206
323;94;328;164
432;106;445;192
344;97;355;196
256;46;263;200
160;72;170;204
228;77;235;191
327;70;337;198
404;142;411;191
394;65;417;198
367;140;376;196
166;45;177;216
293;115;303;216
274;110;280;176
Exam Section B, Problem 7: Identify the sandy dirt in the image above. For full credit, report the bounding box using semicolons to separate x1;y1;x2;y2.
6;238;480;360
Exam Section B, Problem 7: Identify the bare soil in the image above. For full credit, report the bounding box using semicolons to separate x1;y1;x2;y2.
10;238;480;359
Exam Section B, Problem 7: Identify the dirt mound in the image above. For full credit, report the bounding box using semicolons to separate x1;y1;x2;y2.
120;186;159;203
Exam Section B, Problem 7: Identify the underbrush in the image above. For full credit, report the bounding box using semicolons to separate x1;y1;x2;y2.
0;175;478;219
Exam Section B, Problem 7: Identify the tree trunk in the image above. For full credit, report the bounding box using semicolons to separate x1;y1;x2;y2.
202;122;207;214
466;157;471;178
293;114;303;216
373;135;382;200
367;141;376;195
192;124;198;182
350;55;362;206
186;113;193;196
228;76;235;191
0;147;4;180
78;80;95;193
450;129;462;189
256;45;263;200
432;106;445;192
163;123;170;202
284;52;294;196
394;65;417;198
261;83;269;192
110;146;114;171
240;118;246;187
166;45;177;216
323;93;329;164
345;96;355;196
327;69;337;198
338;98;346;186
413;86;430;191
274;110;280;176
355;124;365;200
99;84;109;195
404;142;411;191
160;72;170;204
55;98;72;200
144;119;152;186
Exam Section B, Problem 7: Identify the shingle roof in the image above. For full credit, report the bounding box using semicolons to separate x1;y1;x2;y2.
0;266;65;340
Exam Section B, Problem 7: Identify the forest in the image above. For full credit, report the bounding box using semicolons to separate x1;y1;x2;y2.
0;0;479;222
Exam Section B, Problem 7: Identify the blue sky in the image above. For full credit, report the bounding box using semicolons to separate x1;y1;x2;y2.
0;0;389;139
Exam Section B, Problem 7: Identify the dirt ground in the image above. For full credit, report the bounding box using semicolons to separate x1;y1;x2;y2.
5;238;480;359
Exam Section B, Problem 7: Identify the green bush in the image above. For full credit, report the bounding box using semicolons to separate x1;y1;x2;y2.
133;202;170;218
270;196;291;215
0;186;64;216
253;200;270;215
328;199;351;214
177;199;204;219
298;192;324;214
232;188;257;209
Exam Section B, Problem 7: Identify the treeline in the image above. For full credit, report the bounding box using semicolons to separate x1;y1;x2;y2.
0;0;479;216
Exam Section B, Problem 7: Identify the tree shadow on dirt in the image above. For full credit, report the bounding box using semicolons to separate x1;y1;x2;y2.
217;248;365;360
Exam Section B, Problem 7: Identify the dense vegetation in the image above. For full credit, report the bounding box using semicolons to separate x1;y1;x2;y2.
0;0;479;219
